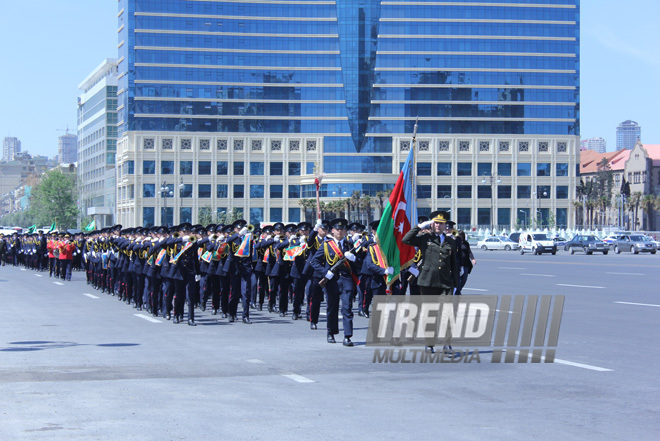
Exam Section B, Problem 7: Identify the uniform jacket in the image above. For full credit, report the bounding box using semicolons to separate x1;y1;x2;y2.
402;226;459;290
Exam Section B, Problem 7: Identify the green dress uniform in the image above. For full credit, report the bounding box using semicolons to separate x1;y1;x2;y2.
402;225;458;295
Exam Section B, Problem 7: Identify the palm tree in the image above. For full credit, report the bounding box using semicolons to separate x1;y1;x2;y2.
628;192;643;231
572;200;583;229
360;195;373;224
641;194;658;231
350;191;361;222
298;198;317;222
375;190;390;216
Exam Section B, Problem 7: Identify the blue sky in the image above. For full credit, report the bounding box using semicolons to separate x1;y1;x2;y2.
0;1;657;157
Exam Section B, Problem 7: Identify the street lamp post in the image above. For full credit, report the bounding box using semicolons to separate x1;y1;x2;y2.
482;173;501;231
160;181;173;226
519;209;528;229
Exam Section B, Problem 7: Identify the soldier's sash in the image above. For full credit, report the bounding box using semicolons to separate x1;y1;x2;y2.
170;242;193;264
155;249;167;266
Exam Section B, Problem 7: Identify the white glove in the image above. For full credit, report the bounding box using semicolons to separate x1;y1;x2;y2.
73;251;78;256
409;267;419;277
239;227;248;236
384;267;394;275
195;275;201;282
325;270;335;280
274;235;280;241
299;235;306;243
351;233;360;242
182;235;190;242
314;218;322;231
92;251;97;258
419;220;433;229
158;237;164;242
344;251;356;262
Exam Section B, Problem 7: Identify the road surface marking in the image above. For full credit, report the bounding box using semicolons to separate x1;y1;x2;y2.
246;359;265;364
521;273;555;277
463;287;488;292
513;350;612;372
21;268;26;271
556;283;605;289
606;272;645;276
615;301;660;308
282;373;315;383
134;314;162;323
83;293;99;299
498;267;526;270
53;282;64;286
34;274;42;277
495;309;513;314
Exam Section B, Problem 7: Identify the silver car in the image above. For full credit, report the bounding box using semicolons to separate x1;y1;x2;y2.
612;235;657;254
477;237;519;251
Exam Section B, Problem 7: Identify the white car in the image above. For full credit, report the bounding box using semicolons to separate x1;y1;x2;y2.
477;237;519;251
519;233;557;255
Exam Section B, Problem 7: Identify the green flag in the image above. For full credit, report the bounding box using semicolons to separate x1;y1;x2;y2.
47;221;57;233
84;220;96;231
26;225;37;234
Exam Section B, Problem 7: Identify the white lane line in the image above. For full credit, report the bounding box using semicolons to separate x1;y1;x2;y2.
615;301;660;308
556;283;605;289
134;313;162;323
498;267;526;270
606;272;645;276
514;350;613;372
521;273;555;277
83;293;99;299
463;287;488;292
34;274;43;277
246;359;265;364
282;373;315;383
53;282;64;286
495;309;513;314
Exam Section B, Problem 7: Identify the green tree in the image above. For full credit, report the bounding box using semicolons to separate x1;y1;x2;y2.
29;170;79;231
198;206;213;226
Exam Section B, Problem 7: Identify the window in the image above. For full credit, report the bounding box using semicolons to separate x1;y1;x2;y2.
457;163;472;176
517;209;530;227
270;162;283;175
497;163;511;176
477;186;492;199
250;207;264;224
417;185;431;198
457;185;472;198
517;163;531;176
270;207;282;222
556;208;568;228
250;162;264;175
457;208;471;225
477;208;491;226
437;185;451;198
234;161;244;175
180;161;193;175
161;161;174;175
180;184;192;198
217;184;228;198
497;185;511;199
556;163;569;177
518;185;531;198
161;207;173;226
537;185;551;198
234;184;244;198
143;183;155;198
180;207;192;223
537;163;551;176
124;160;134;174
289;185;300;198
198;184;211;198
556;186;569;199
417;163;432;176
289;162;301;176
288;208;300;223
217;207;227;222
270;185;283;198
143;160;155;174
217;161;228;175
437;162;451;176
198;161;211;175
477;163;491;176
497;208;510;227
306;162;315;174
250;185;264;198
143;207;155;228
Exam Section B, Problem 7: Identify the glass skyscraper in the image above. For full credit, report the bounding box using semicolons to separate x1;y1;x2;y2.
616;120;641;150
116;0;580;229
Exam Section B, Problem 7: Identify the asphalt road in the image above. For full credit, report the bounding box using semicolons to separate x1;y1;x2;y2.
1;250;659;440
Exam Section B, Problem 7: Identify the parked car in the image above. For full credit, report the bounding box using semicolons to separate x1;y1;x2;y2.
552;237;568;247
612;235;657;254
477;237;519;251
564;235;610;255
519;233;557;255
508;232;521;243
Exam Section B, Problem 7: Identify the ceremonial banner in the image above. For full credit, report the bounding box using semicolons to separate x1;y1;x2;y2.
235;233;252;257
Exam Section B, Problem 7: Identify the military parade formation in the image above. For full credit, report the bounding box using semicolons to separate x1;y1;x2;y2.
0;211;474;349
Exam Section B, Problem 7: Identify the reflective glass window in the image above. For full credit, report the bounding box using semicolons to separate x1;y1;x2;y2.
437;163;451;176
457;208;471;226
457;163;472;176
517;163;531;176
217;184;228;198
250;208;264;224
498;208;511;227
270;185;283;198
498;163;512;177
478;208;491;226
498;185;511;199
457;185;472;198
180;207;192;224
556;186;569;199
198;184;211;198
180;161;193;175
250;185;264;198
556;163;569;177
518;185;531;198
161;161;174;175
234;184;244;198
289;185;300;199
288;208;300;223
437;185;451;198
143;160;155;174
270;207;282;222
199;161;211;175
250;162;264;176
180;184;192;198
143;207;154;228
417;185;432;198
217;161;228;175
477;186;492;199
537;186;551;198
289;162;301;176
270;162;283;176
143;183;155;198
477;163;491;177
537;163;551;177
418;163;432;176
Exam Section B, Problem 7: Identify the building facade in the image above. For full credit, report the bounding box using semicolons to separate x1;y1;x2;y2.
77;59;119;228
580;137;606;153
616;120;641;150
58;133;78;165
2;137;21;162
116;0;580;230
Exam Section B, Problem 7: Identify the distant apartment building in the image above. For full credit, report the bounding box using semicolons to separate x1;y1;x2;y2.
77;59;119;228
2;137;21;161
58;132;78;165
616;120;641;150
580;137;606;153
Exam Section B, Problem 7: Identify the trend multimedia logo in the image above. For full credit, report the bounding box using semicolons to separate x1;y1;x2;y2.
366;295;564;364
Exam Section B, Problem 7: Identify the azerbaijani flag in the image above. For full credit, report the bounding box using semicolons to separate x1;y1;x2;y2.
375;122;418;285
234;233;252;257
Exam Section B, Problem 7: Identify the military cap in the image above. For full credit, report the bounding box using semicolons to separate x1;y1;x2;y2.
221;224;233;234
194;226;206;235
329;218;348;230
429;210;450;223
273;222;285;231
285;223;297;233
348;222;364;232
179;223;193;232
157;226;169;234
206;224;217;232
262;225;273;234
232;219;247;229
215;224;225;233
296;222;312;232
369;219;380;231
